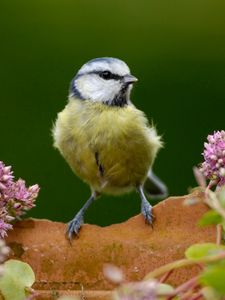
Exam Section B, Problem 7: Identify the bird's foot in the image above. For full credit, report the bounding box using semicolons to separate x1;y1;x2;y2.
141;200;153;225
67;211;84;241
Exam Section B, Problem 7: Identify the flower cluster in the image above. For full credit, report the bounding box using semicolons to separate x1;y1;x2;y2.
0;161;39;238
113;280;158;300
104;264;159;300
199;131;225;186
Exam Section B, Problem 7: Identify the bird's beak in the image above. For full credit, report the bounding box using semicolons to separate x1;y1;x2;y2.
123;74;138;84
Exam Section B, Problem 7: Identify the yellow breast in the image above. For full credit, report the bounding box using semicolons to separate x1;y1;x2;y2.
53;98;162;194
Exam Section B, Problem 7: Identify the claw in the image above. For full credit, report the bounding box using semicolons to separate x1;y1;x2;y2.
137;185;154;228
143;208;153;225
66;193;97;241
141;198;153;226
67;212;84;241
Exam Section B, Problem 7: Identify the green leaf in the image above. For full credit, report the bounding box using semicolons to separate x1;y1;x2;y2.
198;210;222;226
201;265;225;295
157;283;174;294
185;243;225;260
157;283;174;299
202;287;224;300
0;259;35;300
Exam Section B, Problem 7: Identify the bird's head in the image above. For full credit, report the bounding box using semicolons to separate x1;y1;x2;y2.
69;57;137;107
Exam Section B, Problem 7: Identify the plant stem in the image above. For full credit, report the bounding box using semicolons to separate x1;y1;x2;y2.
165;276;199;300
145;252;225;280
205;190;225;219
145;259;191;279
189;291;203;300
159;270;174;283
216;224;223;245
180;291;196;300
205;180;215;193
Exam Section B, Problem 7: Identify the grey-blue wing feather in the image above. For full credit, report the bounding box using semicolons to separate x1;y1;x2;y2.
144;170;168;199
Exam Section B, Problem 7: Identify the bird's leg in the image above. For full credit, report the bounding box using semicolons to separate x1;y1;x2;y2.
67;192;98;240
137;186;153;225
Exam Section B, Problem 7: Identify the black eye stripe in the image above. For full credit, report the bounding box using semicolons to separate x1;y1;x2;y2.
100;71;112;80
87;71;123;81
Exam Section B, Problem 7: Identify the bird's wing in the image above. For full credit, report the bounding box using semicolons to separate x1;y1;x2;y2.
144;170;168;199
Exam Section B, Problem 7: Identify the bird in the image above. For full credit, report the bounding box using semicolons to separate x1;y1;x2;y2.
53;57;168;240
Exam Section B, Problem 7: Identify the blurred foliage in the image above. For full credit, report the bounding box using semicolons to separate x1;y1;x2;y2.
110;184;225;299
0;0;225;224
0;260;35;300
185;243;225;260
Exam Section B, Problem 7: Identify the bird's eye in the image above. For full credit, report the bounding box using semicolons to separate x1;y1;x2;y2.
99;71;112;80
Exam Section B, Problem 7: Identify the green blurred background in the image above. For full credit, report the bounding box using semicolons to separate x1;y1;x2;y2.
1;0;225;225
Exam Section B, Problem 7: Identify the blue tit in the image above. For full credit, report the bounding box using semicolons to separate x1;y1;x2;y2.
53;57;168;240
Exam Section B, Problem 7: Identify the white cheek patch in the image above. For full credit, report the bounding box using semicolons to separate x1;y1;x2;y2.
76;74;122;103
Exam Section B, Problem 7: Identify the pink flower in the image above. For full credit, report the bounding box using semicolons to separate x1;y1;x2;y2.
0;220;12;239
12;179;30;201
199;131;225;186
0;161;40;238
0;162;14;200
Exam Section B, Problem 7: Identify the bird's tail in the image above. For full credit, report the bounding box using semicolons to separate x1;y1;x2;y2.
144;170;168;199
